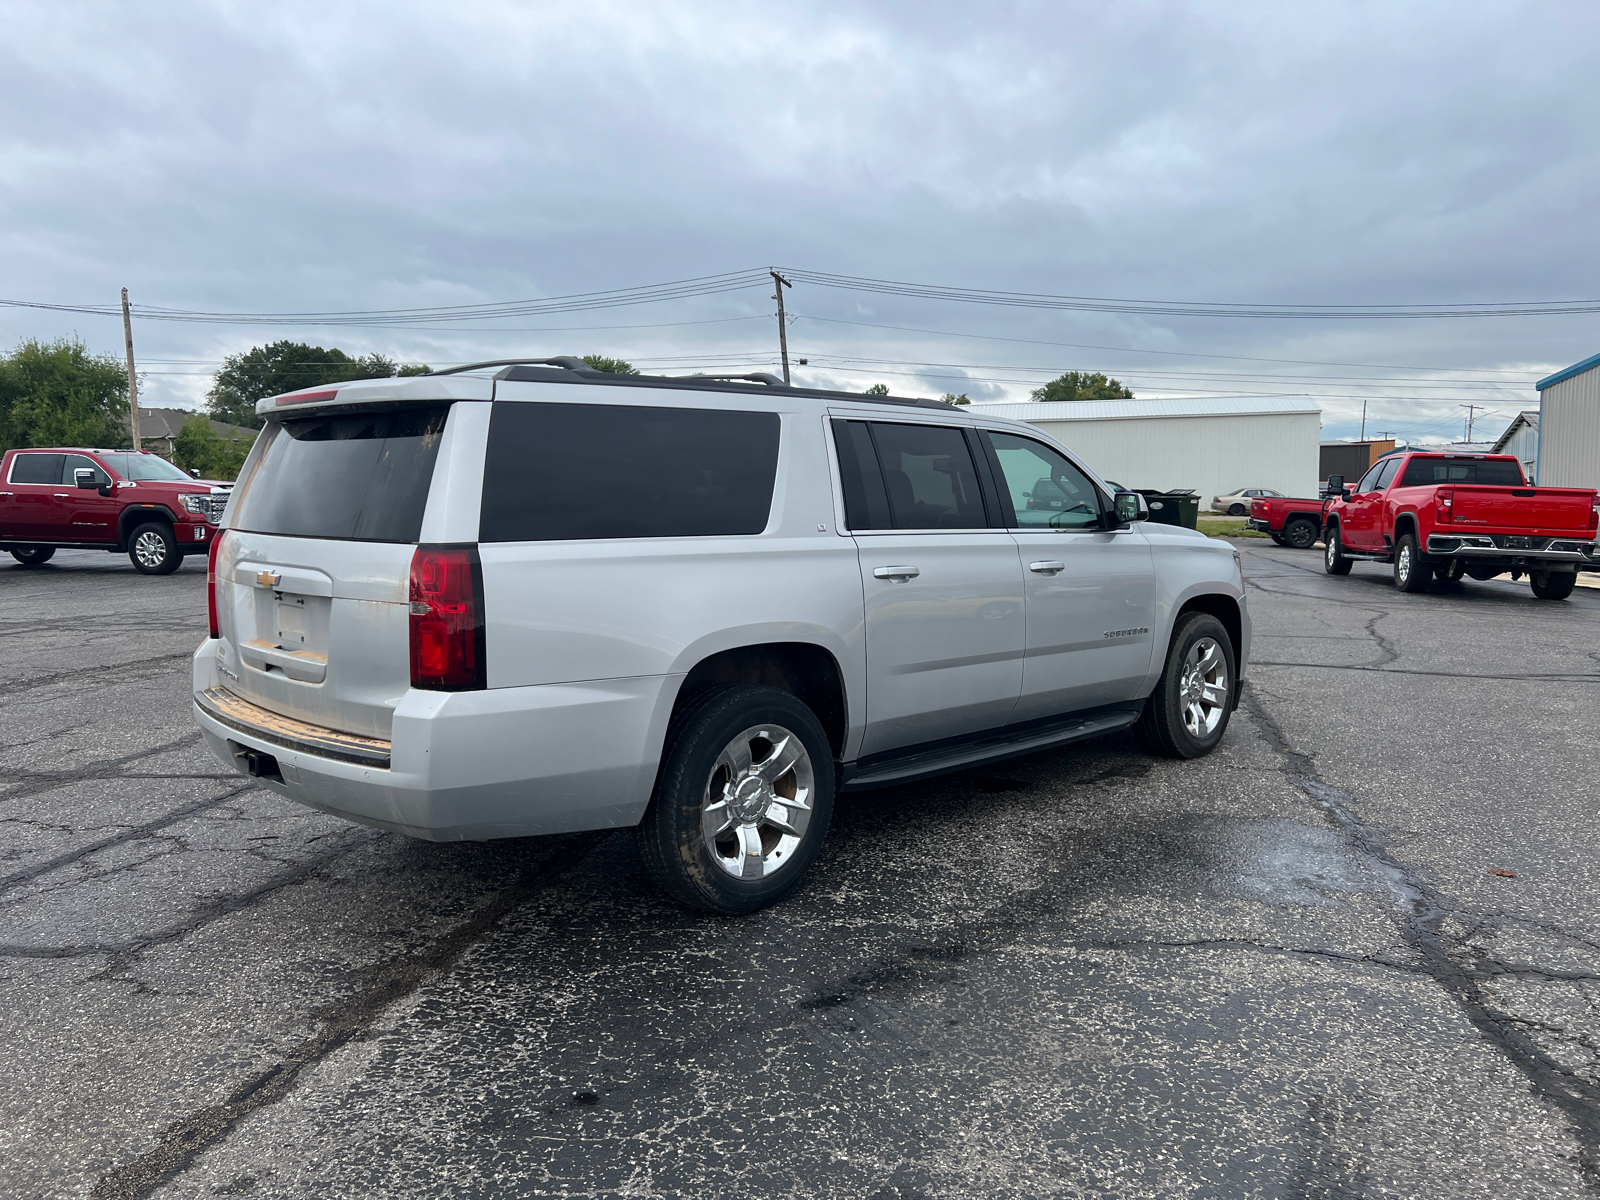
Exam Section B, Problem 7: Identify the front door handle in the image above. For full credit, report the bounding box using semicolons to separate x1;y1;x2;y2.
1029;561;1066;575
872;565;920;581
53;493;69;498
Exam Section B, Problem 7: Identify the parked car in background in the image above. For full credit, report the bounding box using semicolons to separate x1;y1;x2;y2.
193;359;1251;914
1322;452;1599;599
1247;494;1328;549
1211;487;1284;515
0;448;233;573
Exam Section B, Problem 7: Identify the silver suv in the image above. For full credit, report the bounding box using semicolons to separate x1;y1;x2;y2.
193;359;1249;913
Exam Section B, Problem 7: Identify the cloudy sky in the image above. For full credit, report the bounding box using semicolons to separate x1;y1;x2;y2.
4;0;1598;443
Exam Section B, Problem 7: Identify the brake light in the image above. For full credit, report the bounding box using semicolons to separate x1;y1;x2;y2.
207;529;227;638
1591;500;1599;533
409;545;486;691
1436;489;1453;525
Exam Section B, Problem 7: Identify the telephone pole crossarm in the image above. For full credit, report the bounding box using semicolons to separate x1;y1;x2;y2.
770;270;793;385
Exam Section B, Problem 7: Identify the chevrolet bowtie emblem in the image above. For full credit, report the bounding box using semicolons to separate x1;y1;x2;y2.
256;571;281;589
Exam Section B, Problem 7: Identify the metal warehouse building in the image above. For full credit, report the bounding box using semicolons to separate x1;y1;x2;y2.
969;395;1321;501
1536;352;1600;491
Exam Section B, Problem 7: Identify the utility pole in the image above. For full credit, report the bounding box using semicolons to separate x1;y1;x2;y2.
121;287;142;451
770;270;793;385
1459;403;1486;443
1360;399;1367;441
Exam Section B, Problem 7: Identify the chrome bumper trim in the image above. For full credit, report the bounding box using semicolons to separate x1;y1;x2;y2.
195;686;391;769
1426;534;1596;562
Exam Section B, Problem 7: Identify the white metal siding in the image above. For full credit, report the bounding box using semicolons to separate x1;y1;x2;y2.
1539;365;1600;491
1499;422;1539;483
991;410;1322;501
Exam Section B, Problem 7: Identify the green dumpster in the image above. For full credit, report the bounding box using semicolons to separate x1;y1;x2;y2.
1137;489;1200;529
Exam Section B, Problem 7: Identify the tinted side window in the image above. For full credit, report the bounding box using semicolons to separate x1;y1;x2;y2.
10;453;64;484
480;402;780;542
231;405;449;543
1373;458;1401;490
1354;463;1386;493
62;454;110;487
985;432;1103;529
866;422;987;530
831;420;892;531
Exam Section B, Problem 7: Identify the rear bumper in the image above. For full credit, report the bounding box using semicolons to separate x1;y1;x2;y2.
1245;517;1270;532
1425;533;1598;566
191;639;670;841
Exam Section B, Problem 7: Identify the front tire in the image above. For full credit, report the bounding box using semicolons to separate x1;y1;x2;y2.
10;547;56;566
636;685;835;914
128;522;180;575
1136;612;1235;759
1324;526;1352;575
1393;533;1430;592
1269;533;1286;546
1530;570;1576;601
1284;518;1318;550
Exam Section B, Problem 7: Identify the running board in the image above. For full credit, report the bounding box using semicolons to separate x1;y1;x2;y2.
840;705;1142;791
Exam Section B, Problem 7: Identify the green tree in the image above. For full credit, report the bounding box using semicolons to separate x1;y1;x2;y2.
205;341;401;429
942;392;971;405
582;355;639;374
397;364;432;377
173;414;254;481
1029;371;1134;402
864;383;890;395
0;337;130;452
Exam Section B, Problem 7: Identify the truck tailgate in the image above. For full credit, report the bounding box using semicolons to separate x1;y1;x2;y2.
1450;486;1596;534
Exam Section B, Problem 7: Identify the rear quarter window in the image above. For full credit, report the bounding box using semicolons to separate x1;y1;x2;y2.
1399;458;1526;487
479;401;780;542
230;405;449;542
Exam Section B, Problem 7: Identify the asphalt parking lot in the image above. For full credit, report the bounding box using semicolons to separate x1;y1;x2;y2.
4;542;1599;1199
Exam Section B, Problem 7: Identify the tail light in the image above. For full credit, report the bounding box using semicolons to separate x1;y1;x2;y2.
409;545;486;691
207;529;227;639
1591;500;1598;533
1435;489;1453;525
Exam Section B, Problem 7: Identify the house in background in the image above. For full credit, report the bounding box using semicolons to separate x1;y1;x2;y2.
1536;352;1600;492
136;408;256;460
1491;411;1539;482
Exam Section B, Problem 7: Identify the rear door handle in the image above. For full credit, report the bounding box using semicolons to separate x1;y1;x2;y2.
1029;561;1066;574
872;565;920;581
52;493;69;498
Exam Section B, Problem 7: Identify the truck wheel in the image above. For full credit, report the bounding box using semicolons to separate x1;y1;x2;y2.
10;547;56;566
1135;612;1235;759
1269;533;1286;546
128;522;181;575
1228;504;1246;516
1530;570;1576;601
636;685;835;914
1324;527;1352;575
1392;533;1431;593
1284;518;1318;550
1434;559;1465;584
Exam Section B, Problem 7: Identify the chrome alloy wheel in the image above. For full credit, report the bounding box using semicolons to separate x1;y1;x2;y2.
702;724;815;879
134;530;168;568
1178;636;1229;740
1396;542;1413;584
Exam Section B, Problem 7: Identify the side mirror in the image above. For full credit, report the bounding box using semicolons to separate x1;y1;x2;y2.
1326;474;1344;494
190;468;202;478
75;468;99;489
1113;490;1148;526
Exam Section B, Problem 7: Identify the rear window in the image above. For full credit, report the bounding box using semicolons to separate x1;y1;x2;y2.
230;405;449;542
1399;458;1525;487
479;402;780;542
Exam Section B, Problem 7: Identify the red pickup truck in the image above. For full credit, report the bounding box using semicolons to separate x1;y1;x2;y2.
1246;495;1327;549
1321;451;1599;599
0;447;233;574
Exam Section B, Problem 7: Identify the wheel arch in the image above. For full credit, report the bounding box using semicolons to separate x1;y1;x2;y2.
1172;592;1244;709
666;640;850;760
1393;510;1420;546
117;504;179;550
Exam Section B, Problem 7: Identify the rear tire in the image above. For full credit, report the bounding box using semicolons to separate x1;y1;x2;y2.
1135;612;1235;759
128;522;181;575
636;685;835;914
1227;504;1246;516
10;547;55;566
1530;570;1576;601
1324;526;1352;575
1284;518;1318;550
1393;533;1431;592
1434;559;1465;584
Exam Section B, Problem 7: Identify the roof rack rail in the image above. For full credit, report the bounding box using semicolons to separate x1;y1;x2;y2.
428;356;593;376
682;371;789;388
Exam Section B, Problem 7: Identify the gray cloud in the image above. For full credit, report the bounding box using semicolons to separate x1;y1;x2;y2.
2;0;1596;444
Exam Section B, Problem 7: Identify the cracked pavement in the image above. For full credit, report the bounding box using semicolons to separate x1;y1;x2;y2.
3;544;1599;1198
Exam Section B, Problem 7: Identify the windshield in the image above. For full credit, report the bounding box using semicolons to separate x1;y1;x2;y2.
98;453;197;482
